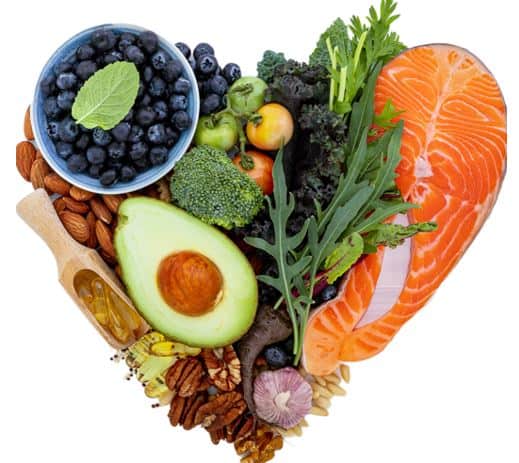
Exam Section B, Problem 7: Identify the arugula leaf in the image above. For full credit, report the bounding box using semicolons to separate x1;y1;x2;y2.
323;232;364;284
363;222;438;253
72;62;140;130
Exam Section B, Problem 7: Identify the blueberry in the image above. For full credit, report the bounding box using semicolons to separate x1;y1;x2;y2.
320;285;337;302
169;94;188;111
47;121;60;141
165;127;179;148
120;165;137;182
222;63;241;84
58;118;79;142
171;110;191;130
55;61;73;75
127;125;144;143
200;94;221;115
263;345;291;368
107;142;125;159
146;123;166;144
207;75;228;96
136;107;156;126
149;76;166;97
92;127;112;146
133;156;149;171
125;45;145;65
43;97;61;119
40;75;56;95
86;146;106;164
100;168;118;186
124;109;134;122
137;81;145;99
152;100;168;121
139;93;152;107
173;77;191;95
67;154;88;173
76;60;97;80
175;42;190;59
55;141;74;159
151;50;169;70
129;141;148;161
193;43;215;60
76;44;95;61
106;159;123;172
88;163;103;179
57;90;75;110
149;146;168;165
196;54;218;75
75;134;90;151
162;60;182;82
104;50;123;64
139;31;158;54
118;32;136;52
281;336;294;355
111;122;131;142
91;29;117;51
143;66;154;83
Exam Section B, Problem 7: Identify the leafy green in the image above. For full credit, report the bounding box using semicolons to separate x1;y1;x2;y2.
72;62;140;130
310;0;406;115
363;222;438;253
323;232;364;284
257;50;287;83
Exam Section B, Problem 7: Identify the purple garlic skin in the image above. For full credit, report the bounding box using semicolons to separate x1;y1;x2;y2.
253;367;312;429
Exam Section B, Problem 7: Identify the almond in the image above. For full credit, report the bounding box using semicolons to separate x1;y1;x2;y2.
24;106;34;140
30;158;51;190
99;249;117;266
69;186;95;202
102;194;125;214
36;150;44;160
16;141;36;181
85;212;98;249
95;220;115;258
59;211;90;243
62;196;90;214
44;173;71;196
53;197;67;214
90;197;112;224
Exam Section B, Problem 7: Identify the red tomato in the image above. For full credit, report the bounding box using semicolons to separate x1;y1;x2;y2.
233;151;274;195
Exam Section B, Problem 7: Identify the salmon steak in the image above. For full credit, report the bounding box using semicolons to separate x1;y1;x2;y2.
303;44;507;375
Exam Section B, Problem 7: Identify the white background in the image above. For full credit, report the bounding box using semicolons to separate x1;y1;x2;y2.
2;0;518;462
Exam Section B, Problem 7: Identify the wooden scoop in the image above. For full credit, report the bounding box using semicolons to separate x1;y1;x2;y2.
16;188;148;349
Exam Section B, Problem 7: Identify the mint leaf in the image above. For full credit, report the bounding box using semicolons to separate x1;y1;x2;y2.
72;62;139;130
323;232;364;284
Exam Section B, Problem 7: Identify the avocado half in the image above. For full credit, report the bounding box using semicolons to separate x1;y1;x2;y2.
114;197;258;348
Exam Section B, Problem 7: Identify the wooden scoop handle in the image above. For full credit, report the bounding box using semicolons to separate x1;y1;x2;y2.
16;189;82;271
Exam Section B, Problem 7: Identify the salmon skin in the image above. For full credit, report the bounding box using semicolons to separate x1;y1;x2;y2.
303;44;506;375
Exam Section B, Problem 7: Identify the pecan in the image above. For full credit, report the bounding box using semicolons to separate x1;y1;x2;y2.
225;414;255;443
168;392;207;430
209;428;225;445
166;357;205;397
194;391;247;433
201;346;241;392
235;424;283;463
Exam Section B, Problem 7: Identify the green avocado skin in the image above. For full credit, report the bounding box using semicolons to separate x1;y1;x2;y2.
114;197;258;348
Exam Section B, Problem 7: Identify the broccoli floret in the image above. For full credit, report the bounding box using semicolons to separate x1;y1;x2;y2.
170;145;264;229
257;50;287;83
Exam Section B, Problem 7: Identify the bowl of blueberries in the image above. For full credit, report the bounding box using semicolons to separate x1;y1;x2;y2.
32;24;201;194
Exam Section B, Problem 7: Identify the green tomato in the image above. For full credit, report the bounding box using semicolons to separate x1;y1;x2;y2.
194;113;239;152
228;77;268;114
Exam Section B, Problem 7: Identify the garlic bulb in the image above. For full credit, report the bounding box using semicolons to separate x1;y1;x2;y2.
253;367;312;429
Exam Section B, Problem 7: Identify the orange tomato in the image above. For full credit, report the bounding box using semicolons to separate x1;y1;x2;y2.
246;103;294;151
233;151;274;195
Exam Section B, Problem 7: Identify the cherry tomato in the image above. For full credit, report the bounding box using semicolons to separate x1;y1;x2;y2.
233;151;274;195
246;103;294;151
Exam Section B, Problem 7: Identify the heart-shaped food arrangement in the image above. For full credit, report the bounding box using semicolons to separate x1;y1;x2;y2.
15;1;506;461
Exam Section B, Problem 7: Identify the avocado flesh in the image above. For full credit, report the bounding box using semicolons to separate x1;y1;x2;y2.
114;197;258;348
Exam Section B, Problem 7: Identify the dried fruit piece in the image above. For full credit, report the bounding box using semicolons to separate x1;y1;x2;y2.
90;197;113;224
59;211;90;243
16;140;36;181
95;220;115;258
24;106;35;140
62;196;90;214
44;173;71;196
70;186;95;201
201;346;241;392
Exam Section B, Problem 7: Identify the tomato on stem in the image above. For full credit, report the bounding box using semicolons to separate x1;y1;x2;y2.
233;151;274;195
246;103;294;151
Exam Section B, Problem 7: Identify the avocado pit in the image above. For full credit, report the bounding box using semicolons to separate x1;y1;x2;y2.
157;251;223;317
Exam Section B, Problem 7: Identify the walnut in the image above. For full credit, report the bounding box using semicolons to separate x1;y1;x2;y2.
235;424;284;463
156;177;172;202
168;392;207;430
194;391;247;433
201;346;241;392
165;357;206;397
